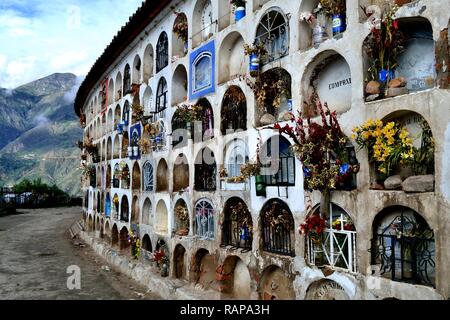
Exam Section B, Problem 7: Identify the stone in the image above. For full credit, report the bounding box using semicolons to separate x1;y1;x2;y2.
366;80;381;94
402;175;435;192
395;0;411;6
387;87;408;97
278;111;294;122
260;113;276;125
384;175;403;190
365;94;380;102
388;77;407;88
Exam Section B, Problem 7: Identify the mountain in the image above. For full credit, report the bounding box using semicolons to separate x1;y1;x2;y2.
0;73;83;196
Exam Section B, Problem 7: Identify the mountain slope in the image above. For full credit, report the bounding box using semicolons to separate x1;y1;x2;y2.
0;73;83;196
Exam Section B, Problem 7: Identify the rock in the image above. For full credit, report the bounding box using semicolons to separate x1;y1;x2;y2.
101;265;111;272
366;81;381;94
259;113;276;125
387;87;408;97
278;111;294;122
402;175;435;193
371;182;385;190
384;175;403;190
366;94;380;102
388;77;407;88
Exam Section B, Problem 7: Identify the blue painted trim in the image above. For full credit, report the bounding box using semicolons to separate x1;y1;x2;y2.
189;40;215;100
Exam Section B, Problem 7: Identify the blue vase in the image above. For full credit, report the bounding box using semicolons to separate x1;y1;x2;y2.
117;124;123;134
378;69;395;82
235;7;246;22
332;14;346;35
339;163;350;175
249;53;260;76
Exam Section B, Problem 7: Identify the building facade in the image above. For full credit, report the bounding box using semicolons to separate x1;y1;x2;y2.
75;0;450;300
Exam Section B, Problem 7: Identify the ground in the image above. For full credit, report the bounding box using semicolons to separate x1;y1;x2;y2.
0;207;162;300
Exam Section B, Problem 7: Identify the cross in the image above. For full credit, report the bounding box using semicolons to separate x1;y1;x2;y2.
338;214;347;231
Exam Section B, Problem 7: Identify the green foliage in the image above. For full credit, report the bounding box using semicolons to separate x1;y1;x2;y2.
12;178;68;197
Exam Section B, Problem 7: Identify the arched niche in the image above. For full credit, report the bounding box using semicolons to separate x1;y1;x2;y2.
305;279;350;300
218;32;246;84
156;159;169;192
107;108;113;132
259;135;295;186
260;199;295;256
111;224;119;247
172;13;188;58
221;86;247;135
192;0;214;48
122;101;130;125
299;0;320;51
156;77;168;118
132;55;142;85
143;44;154;83
88;215;94;232
142;234;152;252
113;165;120;188
155;200;168;235
223;138;249;180
371;205;435;287
113;135;120;159
256;8;289;65
106;165;111;188
396;18;435;92
114;104;121;128
105;192;111;218
171;109;191;149
173;154;189;192
115;72;123;101
112;193;119;219
142;87;153;115
369;111;435;192
218;256;251;299
120;195;129;222
174;199;190;236
306;203;357;272
121;132;129;159
260;265;295;300
156;32;169;73
194;199;215;239
196;98;214;140
108;79;114;106
119;226;130;250
106;137;112;160
143;161;154;192
142;198;152;225
123;64;131;95
173;244;187;279
302;51;352;117
194;147;216;191
172;64;188;105
190;248;216;290
132;162;141;191
222;197;253;252
255;68;292;126
105;220;111;240
120;163;130;189
131;195;139;224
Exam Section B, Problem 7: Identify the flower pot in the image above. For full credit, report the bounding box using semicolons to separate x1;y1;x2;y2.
378;69;395;83
288;99;293;112
332;14;346;36
249;53;260;77
235;7;246;22
255;175;266;197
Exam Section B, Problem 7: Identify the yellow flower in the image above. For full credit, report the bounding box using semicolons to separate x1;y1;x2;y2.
375;119;383;128
379;167;387;174
362;131;370;140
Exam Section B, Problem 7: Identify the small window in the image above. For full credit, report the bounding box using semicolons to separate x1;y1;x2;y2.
193;53;212;93
195;199;215;239
156;32;169;73
143;162;154;192
256;9;289;64
261;136;295;186
156;77;168;117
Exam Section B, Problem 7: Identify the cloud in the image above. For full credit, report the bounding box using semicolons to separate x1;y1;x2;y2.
64;75;85;103
0;0;144;89
33;114;51;127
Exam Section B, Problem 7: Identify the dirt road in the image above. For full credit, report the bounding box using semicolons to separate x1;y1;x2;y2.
0;207;161;300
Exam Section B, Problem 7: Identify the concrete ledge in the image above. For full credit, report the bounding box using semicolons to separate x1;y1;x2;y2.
79;231;220;300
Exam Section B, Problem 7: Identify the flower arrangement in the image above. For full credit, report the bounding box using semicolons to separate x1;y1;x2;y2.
219;168;228;178
132;102;144;122
139;138;151;155
113;194;119;206
319;0;346;15
243;42;267;56
413;120;435;175
230;0;246;7
272;100;358;191
127;231;140;260
173;12;188;43
176;103;203;122
331;218;354;231
300;214;327;245
264;201;292;230
363;4;406;81
352;119;414;176
243;69;291;111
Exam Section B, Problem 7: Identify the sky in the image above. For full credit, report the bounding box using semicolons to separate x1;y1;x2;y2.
0;0;143;89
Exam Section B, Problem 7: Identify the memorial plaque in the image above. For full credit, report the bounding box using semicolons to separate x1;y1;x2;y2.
397;113;424;149
306;280;350;300
315;56;352;114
